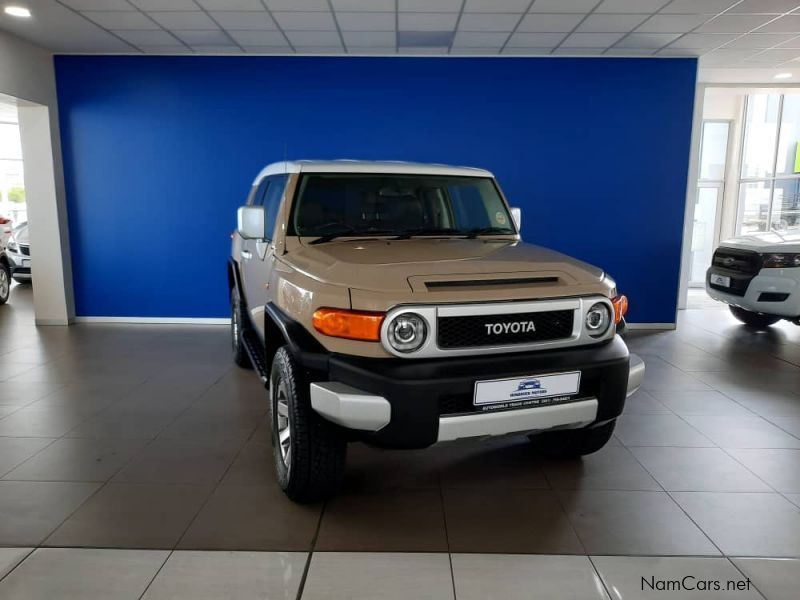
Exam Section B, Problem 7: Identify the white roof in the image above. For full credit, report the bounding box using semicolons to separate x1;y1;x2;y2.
253;160;493;184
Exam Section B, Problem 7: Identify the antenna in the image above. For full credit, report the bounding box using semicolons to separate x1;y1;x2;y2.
283;141;288;174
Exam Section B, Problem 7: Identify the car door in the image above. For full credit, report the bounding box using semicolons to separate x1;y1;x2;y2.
241;174;288;337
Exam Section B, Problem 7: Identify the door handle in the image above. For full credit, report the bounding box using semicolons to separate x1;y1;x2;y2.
241;250;252;260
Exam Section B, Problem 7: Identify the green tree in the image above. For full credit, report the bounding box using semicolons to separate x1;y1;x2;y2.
7;187;25;204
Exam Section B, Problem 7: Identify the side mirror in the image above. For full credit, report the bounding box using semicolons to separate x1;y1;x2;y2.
510;207;522;231
237;206;266;240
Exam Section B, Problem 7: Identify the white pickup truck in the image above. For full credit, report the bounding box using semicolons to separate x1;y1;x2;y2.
706;230;800;327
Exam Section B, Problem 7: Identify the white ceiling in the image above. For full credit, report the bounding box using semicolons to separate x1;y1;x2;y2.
3;0;800;71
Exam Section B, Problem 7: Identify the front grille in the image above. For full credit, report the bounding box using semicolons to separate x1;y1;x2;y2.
712;248;760;274
19;245;30;257
437;309;574;349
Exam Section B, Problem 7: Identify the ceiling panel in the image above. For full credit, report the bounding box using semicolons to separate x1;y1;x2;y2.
336;12;395;31
636;14;710;33
517;14;585;32
458;13;520;32
148;12;219;31
577;14;648;32
208;11;278;31
1;0;799;70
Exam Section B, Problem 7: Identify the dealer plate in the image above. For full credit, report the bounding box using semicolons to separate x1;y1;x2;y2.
710;273;731;287
474;371;581;407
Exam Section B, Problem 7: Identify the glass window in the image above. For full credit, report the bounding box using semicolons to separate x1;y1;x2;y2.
263;174;287;240
289;174;514;238
738;181;772;234
250;178;270;206
699;122;729;181
741;94;780;179
770;178;800;231
776;95;800;176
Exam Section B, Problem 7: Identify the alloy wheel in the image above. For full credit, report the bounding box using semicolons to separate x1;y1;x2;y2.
0;269;8;301
275;377;292;470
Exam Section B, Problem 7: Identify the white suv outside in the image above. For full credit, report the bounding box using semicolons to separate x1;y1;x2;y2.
706;230;800;327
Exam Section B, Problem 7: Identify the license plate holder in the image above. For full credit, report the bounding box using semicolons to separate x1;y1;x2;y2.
710;273;731;287
474;371;581;409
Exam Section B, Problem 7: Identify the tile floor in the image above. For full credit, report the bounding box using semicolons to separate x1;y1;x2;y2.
0;286;799;598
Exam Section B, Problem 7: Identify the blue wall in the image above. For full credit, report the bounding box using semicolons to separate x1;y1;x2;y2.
55;56;696;322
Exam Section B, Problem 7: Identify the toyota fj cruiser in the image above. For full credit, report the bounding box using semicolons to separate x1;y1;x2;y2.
229;161;644;502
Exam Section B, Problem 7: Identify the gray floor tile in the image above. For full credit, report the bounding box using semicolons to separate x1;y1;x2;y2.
3;438;147;482
439;437;548;490
66;411;177;440
442;488;584;554
141;551;307;600
629;447;771;492
0;438;55;477
45;483;213;549
622;390;671;414
731;558;800;600
219;439;274;487
0;548;168;600
301;552;454;600
720;389;800;418
542;445;661;491
650;391;756;417
615;415;714;447
316;489;448;552
683;416;800;449
0;481;100;546
726;449;800;494
112;439;242;484
0;407;95;437
0;548;32;580
592;556;763;599
452;554;609;600
178;484;321;551
558;490;719;556
769;416;800;438
672;492;800;557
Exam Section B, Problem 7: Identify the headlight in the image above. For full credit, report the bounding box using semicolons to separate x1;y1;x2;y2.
7;240;17;252
761;253;800;268
386;313;427;353
585;303;611;337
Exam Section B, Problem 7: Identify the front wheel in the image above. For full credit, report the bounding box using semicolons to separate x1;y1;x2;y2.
528;420;616;458
270;347;346;503
0;262;10;305
729;305;781;328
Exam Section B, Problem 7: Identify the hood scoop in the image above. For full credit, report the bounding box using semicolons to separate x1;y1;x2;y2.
424;276;560;291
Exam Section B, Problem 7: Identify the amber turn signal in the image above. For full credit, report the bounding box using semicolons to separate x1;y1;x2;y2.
612;294;628;324
312;308;385;342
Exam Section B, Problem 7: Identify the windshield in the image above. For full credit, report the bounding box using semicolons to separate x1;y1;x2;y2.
288;174;516;239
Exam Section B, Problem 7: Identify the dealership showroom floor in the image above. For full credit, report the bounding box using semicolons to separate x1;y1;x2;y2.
0;286;798;599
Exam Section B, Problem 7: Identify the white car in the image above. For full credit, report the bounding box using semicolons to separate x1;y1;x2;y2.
5;222;30;283
706;230;800;327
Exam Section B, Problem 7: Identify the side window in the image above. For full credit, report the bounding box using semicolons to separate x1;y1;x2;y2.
250;178;270;206
263;174;288;240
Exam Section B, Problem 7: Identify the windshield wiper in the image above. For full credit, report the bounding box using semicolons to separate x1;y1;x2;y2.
463;227;515;239
308;229;396;245
392;228;461;240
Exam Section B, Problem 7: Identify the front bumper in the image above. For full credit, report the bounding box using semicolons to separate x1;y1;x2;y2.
706;266;800;318
6;249;31;280
307;336;639;448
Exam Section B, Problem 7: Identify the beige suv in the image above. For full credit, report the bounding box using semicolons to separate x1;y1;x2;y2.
229;160;644;502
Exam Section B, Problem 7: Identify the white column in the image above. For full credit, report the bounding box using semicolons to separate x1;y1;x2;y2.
17;103;75;325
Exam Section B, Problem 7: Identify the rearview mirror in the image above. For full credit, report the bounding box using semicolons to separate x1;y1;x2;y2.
510;207;522;231
237;206;265;240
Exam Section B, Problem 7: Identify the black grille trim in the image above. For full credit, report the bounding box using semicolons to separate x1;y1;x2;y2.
437;309;574;349
19;245;30;257
426;277;558;289
712;248;761;275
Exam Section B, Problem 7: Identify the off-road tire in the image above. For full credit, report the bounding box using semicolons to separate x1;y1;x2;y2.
729;305;781;328
0;262;10;305
270;346;346;503
528;419;616;458
231;288;252;369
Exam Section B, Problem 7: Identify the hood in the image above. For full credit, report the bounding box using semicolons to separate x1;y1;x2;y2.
720;230;800;253
12;223;28;245
284;238;604;295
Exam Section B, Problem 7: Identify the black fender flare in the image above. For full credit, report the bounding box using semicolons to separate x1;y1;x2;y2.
264;302;330;373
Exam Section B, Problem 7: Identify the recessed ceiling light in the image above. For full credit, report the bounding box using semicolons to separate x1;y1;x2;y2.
774;72;793;80
4;5;31;18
